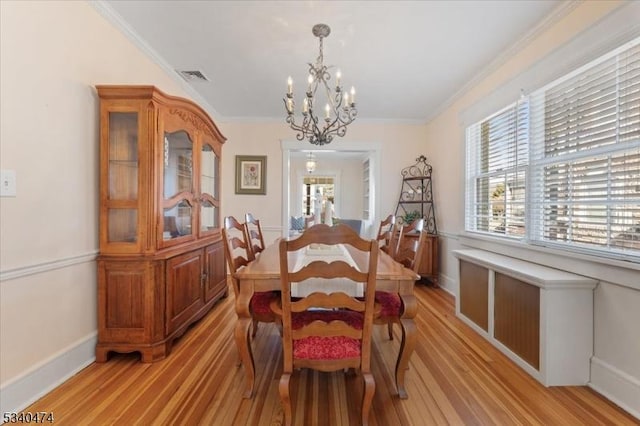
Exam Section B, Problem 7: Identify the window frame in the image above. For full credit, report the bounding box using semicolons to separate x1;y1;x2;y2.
465;100;529;239
464;37;640;262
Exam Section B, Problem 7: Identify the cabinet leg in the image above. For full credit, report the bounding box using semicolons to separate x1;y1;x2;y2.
95;342;169;363
140;343;170;362
95;346;109;363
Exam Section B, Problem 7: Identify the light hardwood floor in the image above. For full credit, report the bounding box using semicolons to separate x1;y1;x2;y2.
27;282;637;425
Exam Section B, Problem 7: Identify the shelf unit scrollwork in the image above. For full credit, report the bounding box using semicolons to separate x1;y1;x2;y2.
394;155;437;234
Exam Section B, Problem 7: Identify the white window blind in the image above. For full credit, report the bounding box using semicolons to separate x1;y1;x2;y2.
465;100;529;237
529;41;640;259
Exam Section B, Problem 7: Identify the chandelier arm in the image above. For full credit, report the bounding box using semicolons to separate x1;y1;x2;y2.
320;78;337;110
285;116;308;142
307;97;328;141
323;115;341;136
306;102;322;137
336;108;357;124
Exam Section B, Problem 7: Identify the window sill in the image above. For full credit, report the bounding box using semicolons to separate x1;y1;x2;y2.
457;231;640;291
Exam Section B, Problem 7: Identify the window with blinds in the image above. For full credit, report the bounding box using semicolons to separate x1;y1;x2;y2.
464;38;639;261
465;100;529;237
529;41;639;259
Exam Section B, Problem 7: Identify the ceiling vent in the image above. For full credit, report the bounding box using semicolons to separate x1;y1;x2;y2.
178;70;209;82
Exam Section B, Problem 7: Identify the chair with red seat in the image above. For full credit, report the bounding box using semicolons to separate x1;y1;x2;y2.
277;224;378;426
376;217;425;340
222;216;279;339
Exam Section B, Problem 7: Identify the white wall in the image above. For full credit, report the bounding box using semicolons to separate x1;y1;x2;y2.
424;0;640;417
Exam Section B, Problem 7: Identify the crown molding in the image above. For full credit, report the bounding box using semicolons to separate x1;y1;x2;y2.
424;0;581;124
89;1;222;121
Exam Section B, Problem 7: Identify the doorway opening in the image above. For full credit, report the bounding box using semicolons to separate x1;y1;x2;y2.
281;140;381;238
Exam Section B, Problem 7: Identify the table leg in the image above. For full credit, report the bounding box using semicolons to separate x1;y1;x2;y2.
235;287;255;398
396;293;417;399
395;318;416;399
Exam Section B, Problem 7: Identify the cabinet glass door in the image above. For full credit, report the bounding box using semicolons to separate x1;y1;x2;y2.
107;112;138;243
163;130;194;240
199;140;220;234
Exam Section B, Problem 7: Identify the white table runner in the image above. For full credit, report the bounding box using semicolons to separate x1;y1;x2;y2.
290;244;364;297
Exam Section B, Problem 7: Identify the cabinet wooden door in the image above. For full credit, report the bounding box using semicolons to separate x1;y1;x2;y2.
204;241;227;302
166;250;205;334
159;116;197;249
198;134;221;238
98;260;151;343
418;234;439;282
96;259;162;362
401;233;439;285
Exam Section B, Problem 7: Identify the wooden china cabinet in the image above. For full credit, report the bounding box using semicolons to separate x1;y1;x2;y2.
96;86;227;362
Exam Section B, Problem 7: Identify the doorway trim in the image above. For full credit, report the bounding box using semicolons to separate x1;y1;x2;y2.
281;140;382;238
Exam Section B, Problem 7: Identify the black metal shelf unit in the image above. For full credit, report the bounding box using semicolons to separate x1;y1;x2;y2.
394;155;437;234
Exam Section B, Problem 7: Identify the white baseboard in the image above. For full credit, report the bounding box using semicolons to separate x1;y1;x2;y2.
437;272;456;297
589;356;640;420
0;333;97;413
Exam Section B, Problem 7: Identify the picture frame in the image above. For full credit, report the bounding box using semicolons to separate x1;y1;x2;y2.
235;155;267;195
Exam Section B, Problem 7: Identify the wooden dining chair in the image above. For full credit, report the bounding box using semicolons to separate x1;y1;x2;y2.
376;214;396;255
222;216;279;339
376;217;425;340
245;212;265;260
277;224;378;426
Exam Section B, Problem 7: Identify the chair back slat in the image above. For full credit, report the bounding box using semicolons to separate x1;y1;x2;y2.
291;292;365;313
293;321;363;340
287;223;371;251
395;218;426;273
288;260;368;283
245;213;265;259
222;216;252;296
377;214;397;255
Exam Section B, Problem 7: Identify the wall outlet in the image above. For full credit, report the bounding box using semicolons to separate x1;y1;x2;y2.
0;170;17;197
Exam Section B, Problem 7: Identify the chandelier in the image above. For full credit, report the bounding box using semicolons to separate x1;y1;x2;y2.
284;24;357;146
306;152;317;173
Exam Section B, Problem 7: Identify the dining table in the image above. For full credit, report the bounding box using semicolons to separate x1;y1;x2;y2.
233;238;420;399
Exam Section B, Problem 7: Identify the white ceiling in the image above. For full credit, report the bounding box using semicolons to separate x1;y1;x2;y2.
102;0;564;123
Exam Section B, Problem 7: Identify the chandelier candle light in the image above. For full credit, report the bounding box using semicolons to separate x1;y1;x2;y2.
284;24;357;146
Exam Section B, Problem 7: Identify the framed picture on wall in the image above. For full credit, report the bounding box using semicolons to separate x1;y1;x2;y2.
235;155;267;195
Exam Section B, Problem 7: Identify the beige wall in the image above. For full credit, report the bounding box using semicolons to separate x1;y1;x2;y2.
424;0;640;416
220;121;427;246
0;0;193;395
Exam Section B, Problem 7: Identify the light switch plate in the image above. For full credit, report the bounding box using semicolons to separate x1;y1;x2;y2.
0;170;17;197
